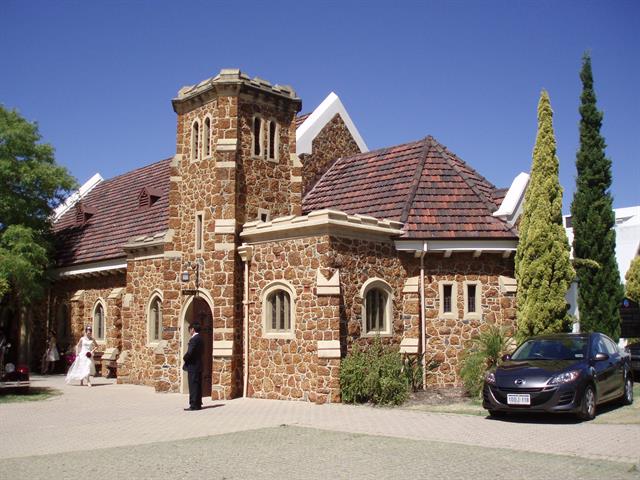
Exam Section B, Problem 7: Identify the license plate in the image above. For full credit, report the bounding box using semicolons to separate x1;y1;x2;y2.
507;393;530;405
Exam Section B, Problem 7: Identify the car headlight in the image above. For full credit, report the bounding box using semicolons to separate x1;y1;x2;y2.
484;372;496;385
548;370;580;385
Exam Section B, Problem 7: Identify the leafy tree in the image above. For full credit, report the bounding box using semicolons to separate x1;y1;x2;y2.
569;53;623;340
0;105;75;363
0;105;75;304
515;91;575;342
626;256;640;302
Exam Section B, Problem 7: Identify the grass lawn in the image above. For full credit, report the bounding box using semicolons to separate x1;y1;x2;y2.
0;386;62;404
403;384;640;424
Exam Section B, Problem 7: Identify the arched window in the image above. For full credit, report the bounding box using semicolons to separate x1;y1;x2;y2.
360;279;393;336
203;117;211;158
252;116;263;157
191;120;200;161
261;281;296;338
267;120;278;160
93;301;106;341
148;294;163;343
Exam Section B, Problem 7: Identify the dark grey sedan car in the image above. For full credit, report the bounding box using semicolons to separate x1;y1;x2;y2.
482;333;633;420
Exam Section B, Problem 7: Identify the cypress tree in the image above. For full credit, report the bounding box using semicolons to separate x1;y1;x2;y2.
515;91;575;342
570;53;623;340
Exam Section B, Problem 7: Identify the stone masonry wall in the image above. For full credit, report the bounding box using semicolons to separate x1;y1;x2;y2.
422;253;516;386
50;273;126;375
237;102;299;224
247;235;341;404
301;114;361;196
119;256;171;388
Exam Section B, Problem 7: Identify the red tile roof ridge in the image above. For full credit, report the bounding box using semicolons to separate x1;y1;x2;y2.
98;156;173;187
399;136;431;223
430;140;499;215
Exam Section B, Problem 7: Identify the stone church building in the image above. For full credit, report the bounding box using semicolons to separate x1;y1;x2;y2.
47;69;523;404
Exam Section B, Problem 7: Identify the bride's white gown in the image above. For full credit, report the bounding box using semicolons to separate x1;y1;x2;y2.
65;336;96;384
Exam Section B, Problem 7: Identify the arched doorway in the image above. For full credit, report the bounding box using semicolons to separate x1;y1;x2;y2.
182;296;213;397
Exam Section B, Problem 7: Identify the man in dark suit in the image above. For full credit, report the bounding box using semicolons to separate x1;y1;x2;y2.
182;322;204;410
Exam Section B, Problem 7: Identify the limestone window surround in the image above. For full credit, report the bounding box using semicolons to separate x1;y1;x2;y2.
202;115;213;160
190;119;201;162
266;119;278;162
463;280;482;320
92;298;107;344
146;290;163;346
359;278;393;337
438;281;458;320
195;211;205;253
261;280;296;339
252;115;264;158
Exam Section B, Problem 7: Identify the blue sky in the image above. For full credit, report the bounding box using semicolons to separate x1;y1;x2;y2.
1;0;638;210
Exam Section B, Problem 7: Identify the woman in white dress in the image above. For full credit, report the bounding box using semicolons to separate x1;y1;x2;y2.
65;326;98;387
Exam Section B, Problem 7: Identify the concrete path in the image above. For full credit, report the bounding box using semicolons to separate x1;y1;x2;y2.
1;375;639;465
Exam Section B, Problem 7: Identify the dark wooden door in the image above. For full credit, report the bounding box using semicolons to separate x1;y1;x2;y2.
193;298;212;398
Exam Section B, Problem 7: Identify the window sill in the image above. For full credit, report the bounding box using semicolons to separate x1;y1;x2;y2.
463;313;482;321
262;332;295;340
362;331;393;338
439;313;459;320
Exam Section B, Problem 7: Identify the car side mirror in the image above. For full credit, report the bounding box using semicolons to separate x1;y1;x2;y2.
501;354;511;362
593;352;609;362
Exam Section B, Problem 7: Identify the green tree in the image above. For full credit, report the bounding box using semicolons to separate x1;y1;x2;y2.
569;54;623;340
0;105;76;362
515;91;575;342
0;105;75;301
626;256;640;302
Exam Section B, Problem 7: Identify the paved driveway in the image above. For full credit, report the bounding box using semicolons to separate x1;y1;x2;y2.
1;374;639;478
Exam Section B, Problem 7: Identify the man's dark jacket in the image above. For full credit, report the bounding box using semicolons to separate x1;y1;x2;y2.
182;333;204;373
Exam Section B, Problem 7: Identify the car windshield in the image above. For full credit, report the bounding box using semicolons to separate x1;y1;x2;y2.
511;338;588;361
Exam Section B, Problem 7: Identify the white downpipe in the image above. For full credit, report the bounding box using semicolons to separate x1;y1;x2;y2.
420;241;427;389
243;259;249;398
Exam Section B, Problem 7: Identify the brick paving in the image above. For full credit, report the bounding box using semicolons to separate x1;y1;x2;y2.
1;374;639;467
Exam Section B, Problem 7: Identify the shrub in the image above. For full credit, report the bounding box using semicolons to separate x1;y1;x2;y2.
459;325;511;398
340;338;409;406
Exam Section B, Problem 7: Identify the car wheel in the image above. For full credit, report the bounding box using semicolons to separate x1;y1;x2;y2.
621;377;633;406
578;385;596;421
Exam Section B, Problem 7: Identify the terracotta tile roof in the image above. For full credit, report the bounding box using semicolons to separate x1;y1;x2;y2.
53;158;171;266
302;136;517;239
295;112;311;128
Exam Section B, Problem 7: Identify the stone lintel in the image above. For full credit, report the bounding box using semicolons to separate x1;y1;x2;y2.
499;275;517;294
170;155;182;167
216;161;236;169
164;251;183;260
214;242;235;252
70;289;85;302
212;340;233;357
107;287;125;300
291;153;302;168
316;269;340;295
170;176;182;183
214;219;236;234
403;276;420;294
216;138;238;152
317;340;341;359
400;338;419;354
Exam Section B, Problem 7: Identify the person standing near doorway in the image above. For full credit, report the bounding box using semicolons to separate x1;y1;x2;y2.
182;323;203;411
